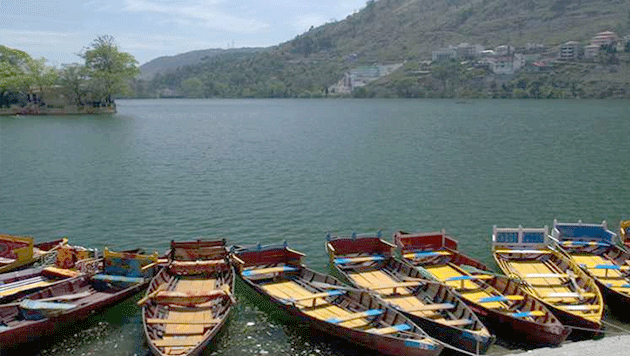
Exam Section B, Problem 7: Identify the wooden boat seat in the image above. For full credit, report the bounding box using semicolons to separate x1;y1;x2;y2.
303;304;370;328
405;303;455;312
146;318;220;325
163;309;217;324
494;249;551;255
326;309;383;324
573;255;629;280
445;275;493;290
92;274;144;284
157;290;228;298
402;251;451;259
349;270;408;295
0;257;16;264
42;266;82;278
424;264;505;308
370;281;420;293
154;291;230;307
241;266;297;277
383;295;439;318
153;336;203;347
507;261;576;300
164;324;205;335
334;255;385;264
542;292;596;299
476;295;523;303
368;323;411;335
561;241;610;247
557;304;599;311
262;281;331;308
285;290;345;307
512;310;545;318
171;260;225;268
261;280;368;328
434;318;473;326
174;278;217;291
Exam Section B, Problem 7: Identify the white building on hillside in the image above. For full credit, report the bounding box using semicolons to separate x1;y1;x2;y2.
591;31;619;47
328;63;404;95
584;44;600;60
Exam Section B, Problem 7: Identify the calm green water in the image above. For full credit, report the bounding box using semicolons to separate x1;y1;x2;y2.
1;99;629;355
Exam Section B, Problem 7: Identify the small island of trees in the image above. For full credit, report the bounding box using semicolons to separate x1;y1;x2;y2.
0;35;139;115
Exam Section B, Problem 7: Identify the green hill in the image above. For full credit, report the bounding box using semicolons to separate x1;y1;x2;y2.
138;48;263;80
135;0;630;98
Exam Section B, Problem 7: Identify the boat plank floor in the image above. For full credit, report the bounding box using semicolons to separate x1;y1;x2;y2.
350;270;448;319
507;260;601;318
261;280;367;328
509;261;573;300
572;255;627;285
153;277;219;338
425;264;504;309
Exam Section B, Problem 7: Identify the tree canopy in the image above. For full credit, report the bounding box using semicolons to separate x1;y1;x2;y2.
79;35;140;105
1;36;139;110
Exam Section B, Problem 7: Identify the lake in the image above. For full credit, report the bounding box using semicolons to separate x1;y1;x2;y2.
1;99;629;355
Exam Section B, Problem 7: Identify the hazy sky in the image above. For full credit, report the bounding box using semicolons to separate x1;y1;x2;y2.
0;0;367;66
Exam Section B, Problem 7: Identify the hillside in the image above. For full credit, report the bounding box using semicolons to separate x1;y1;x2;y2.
134;0;630;98
139;47;263;80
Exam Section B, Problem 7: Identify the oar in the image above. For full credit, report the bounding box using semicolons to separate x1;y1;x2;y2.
5;291;92;307
137;283;167;306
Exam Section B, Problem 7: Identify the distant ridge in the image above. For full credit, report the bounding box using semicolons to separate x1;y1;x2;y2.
136;0;630;98
139;47;263;79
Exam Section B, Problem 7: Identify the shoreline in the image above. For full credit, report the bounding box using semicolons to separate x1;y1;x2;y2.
0;105;116;116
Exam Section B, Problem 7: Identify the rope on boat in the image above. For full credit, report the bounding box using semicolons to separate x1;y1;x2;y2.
601;319;630;334
433;337;484;356
399;330;483;356
309;282;485;355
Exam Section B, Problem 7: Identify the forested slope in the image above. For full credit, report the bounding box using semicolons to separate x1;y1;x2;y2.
136;0;630;98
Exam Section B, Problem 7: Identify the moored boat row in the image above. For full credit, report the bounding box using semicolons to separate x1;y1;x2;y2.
2;220;630;356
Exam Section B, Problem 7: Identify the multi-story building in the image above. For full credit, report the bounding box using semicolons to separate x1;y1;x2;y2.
432;48;457;61
559;41;582;60
432;43;484;61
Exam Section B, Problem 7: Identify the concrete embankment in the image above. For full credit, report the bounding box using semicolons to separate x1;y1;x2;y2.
504;335;630;355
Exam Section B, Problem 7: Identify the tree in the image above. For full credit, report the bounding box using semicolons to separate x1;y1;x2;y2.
26;58;58;98
180;77;204;98
1;46;57;105
80;35;139;105
0;45;32;94
59;64;88;105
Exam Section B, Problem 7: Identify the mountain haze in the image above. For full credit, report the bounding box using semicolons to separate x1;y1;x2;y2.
136;0;630;98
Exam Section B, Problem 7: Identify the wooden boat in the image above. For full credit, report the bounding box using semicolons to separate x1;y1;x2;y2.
394;230;570;346
324;234;493;355
620;220;630;249
141;239;235;356
551;220;630;316
232;243;443;356
492;226;603;335
0;248;158;347
0;234;68;274
0;242;101;303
